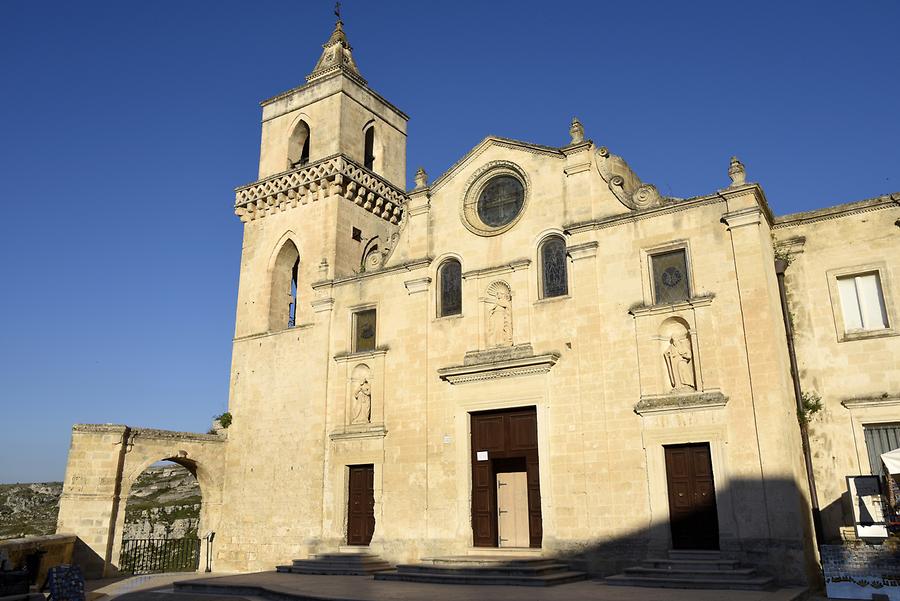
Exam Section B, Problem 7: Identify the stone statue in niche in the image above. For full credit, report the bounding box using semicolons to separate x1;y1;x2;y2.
659;316;697;392
485;282;513;347
351;378;372;424
663;336;696;391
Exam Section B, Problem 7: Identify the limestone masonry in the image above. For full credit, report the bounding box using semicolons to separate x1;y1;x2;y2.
55;16;899;586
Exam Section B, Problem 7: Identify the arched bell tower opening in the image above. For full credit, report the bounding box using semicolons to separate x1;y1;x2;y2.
287;120;311;169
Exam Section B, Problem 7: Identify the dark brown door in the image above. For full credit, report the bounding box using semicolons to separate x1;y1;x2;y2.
665;443;719;550
347;464;375;546
471;407;542;548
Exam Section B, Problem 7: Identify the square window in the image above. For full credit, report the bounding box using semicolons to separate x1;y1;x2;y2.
651;249;690;305
838;272;889;332
353;309;377;353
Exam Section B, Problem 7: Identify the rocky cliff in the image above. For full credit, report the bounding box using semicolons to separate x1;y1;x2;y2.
0;464;200;540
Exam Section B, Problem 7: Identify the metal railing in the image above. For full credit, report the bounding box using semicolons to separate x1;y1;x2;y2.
119;537;201;575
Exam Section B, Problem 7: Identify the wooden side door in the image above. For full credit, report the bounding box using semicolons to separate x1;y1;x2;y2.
347;464;375;546
497;472;530;547
665;444;719;550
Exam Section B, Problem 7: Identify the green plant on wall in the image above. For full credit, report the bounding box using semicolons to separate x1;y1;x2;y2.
798;391;823;426
214;411;232;429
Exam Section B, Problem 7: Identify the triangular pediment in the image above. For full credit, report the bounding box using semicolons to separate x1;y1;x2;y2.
428;136;565;193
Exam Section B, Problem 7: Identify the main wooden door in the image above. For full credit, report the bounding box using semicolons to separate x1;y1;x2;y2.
347;464;375;546
664;443;719;550
471;407;542;548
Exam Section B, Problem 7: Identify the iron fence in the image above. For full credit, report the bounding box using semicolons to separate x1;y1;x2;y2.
119;537;201;575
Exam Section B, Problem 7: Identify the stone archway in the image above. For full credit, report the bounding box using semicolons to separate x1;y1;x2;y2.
56;425;225;577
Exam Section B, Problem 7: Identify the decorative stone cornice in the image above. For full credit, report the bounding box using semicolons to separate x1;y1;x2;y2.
567;241;599;261
404;277;431;295
722;207;763;230
462;259;531;280
773;192;900;229
629;294;714;317
330;424;387;441
635;390;728;416
311;297;336;313
564;194;725;234
841;394;900;410
234;154;408;225
334;348;389;364
438;345;559;385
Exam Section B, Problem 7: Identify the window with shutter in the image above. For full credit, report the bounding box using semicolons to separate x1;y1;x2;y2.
838;272;889;332
863;423;900;475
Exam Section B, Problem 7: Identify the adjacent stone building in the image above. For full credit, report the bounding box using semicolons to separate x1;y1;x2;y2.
56;16;899;585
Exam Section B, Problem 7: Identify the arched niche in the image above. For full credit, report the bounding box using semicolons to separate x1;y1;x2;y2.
659;316;698;392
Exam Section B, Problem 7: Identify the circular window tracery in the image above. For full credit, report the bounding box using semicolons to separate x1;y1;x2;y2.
461;161;529;236
477;176;524;227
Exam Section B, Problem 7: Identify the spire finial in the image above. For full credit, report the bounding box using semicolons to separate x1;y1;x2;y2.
728;156;746;187
569;117;584;144
305;3;366;85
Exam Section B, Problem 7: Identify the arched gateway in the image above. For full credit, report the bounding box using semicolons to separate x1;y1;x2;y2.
56;424;225;577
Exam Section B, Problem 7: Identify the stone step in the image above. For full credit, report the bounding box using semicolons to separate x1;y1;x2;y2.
376;569;587;587
625;566;759;580
667;550;724;560
605;573;774;591
395;562;573;577
276;552;393;575
642;557;740;570
422;556;560;568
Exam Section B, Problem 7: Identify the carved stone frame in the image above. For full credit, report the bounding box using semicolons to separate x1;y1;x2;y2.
460;161;530;237
825;262;898;343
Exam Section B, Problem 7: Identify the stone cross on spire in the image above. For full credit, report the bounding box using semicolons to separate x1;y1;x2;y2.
306;4;366;86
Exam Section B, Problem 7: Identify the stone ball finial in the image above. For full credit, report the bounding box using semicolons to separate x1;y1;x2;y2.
569;117;585;144
414;167;428;189
728;156;746;187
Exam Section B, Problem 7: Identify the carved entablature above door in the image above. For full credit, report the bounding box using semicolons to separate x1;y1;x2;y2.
437;343;559;385
629;295;726;415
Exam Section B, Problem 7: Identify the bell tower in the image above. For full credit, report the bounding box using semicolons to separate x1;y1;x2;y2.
232;12;409;338
255;13;408;188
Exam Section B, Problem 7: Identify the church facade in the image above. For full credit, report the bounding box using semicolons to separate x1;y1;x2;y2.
57;17;900;585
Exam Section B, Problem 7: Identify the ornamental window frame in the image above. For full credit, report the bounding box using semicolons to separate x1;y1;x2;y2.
436;257;463;318
826;262;897;343
537;234;569;299
351;305;378;353
641;240;695;307
460;161;530;237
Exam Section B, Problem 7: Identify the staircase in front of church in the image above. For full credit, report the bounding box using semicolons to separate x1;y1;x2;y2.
374;555;586;586
605;550;774;590
276;552;392;575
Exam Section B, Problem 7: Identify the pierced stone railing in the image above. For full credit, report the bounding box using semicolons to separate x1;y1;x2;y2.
234;154;407;224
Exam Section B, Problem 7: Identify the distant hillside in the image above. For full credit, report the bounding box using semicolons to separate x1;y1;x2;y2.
0;465;201;541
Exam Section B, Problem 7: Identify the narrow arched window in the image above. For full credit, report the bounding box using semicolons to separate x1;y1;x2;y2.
288;257;299;327
288;120;311;168
540;236;568;298
363;125;375;171
269;241;300;330
438;259;462;317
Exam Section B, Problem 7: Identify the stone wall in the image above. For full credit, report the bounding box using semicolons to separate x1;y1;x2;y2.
774;194;900;543
822;540;900;600
0;534;74;586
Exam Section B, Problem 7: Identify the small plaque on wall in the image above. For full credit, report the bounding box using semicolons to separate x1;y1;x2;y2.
476;451;488;461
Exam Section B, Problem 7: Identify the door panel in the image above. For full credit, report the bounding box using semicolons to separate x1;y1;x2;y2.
347;465;375;546
665;444;719;550
497;472;530;548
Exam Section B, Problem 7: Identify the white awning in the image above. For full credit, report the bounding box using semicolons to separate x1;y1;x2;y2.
881;447;900;475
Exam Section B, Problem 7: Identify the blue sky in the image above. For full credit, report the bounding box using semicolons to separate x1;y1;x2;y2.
1;1;897;483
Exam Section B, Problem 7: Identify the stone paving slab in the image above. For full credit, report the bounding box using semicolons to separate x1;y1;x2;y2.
139;571;812;601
